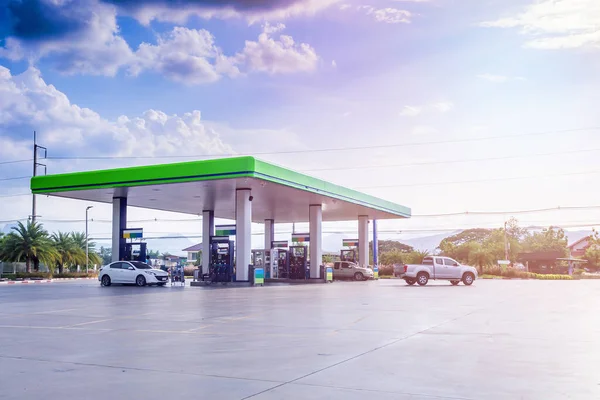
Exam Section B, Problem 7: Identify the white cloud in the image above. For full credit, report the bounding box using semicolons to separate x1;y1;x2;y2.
236;23;319;74
400;105;422;117
433;102;454;113
401;102;453;117
126;0;341;25
0;66;234;162
481;0;600;50
477;73;526;83
130;27;239;84
1;13;317;83
0;0;133;76
359;6;412;23
332;60;338;68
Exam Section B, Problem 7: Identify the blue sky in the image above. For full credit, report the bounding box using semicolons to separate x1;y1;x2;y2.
1;0;600;252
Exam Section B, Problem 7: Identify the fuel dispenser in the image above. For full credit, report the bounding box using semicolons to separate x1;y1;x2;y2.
124;242;147;262
209;236;234;283
275;249;289;278
289;245;308;280
341;239;358;264
251;250;271;278
340;249;357;263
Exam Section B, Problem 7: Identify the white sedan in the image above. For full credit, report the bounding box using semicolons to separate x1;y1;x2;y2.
99;261;169;287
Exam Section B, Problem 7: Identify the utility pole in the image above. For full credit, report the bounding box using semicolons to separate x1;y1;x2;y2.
31;131;47;223
86;206;93;273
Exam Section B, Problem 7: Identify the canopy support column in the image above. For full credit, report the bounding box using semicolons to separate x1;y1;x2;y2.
372;219;379;267
264;219;274;250
309;205;322;278
111;197;127;262
202;210;214;275
236;189;252;281
358;215;369;267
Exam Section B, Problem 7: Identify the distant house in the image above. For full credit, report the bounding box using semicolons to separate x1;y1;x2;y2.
182;243;202;265
568;236;591;258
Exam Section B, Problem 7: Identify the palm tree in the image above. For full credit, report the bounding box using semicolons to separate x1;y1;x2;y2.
51;232;83;274
71;232;101;269
0;221;56;272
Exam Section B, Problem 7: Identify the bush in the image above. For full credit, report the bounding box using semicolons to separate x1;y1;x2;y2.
377;265;394;276
53;272;97;279
532;273;572;280
9;272;52;279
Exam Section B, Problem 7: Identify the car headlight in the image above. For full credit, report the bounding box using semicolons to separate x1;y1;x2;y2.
144;271;156;276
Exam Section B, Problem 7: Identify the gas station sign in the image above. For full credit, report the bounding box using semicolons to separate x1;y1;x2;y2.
291;233;310;243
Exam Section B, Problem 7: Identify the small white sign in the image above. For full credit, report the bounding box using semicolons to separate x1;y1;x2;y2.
497;260;511;265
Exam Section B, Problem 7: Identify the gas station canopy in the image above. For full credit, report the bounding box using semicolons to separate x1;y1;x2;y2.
30;156;411;222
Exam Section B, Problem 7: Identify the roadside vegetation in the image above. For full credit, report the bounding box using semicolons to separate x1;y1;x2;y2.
0;220;101;278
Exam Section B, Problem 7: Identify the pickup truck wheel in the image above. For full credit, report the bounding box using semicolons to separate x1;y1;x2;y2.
416;272;429;286
450;280;460;286
462;272;475;286
404;278;416;285
354;272;365;281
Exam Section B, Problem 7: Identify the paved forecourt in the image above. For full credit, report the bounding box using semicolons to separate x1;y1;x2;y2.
0;279;598;399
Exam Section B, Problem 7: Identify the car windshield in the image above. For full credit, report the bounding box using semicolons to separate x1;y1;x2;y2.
131;261;152;269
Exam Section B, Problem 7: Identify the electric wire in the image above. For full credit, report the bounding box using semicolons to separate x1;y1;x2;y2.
45;126;600;161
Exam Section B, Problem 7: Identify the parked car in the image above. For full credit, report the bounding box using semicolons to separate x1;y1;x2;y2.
397;256;478;286
99;261;169;287
332;261;374;281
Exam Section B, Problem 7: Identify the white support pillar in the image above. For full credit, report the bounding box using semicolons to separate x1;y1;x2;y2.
202;210;214;275
236;189;252;281
358;215;369;267
264;219;274;250
309;205;322;278
111;197;127;262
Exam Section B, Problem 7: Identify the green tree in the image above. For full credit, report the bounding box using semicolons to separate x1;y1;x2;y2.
369;240;413;264
71;232;102;269
51;232;82;274
522;227;568;255
147;249;160;259
438;229;493;261
99;246;112;265
0;221;56;272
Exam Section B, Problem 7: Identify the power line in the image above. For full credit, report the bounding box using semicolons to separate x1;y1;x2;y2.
87;222;600;241
45;126;600;161
302;147;600;172
3;204;600;225
357;169;600;189
0;176;31;182
0;193;30;198
0;158;33;166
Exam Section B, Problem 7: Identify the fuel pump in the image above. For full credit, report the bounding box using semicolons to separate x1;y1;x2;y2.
251;250;269;278
209;236;234;283
289;245;307;279
340;249;357;263
124;242;147;262
276;249;289;278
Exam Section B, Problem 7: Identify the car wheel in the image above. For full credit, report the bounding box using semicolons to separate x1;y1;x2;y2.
136;275;147;287
354;272;365;281
405;278;416;285
101;275;111;287
451;280;460;286
416;272;429;286
462;272;475;286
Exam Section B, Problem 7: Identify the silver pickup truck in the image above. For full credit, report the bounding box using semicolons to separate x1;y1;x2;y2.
395;256;478;286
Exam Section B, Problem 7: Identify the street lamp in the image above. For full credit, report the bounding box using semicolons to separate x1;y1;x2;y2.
86;206;93;273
